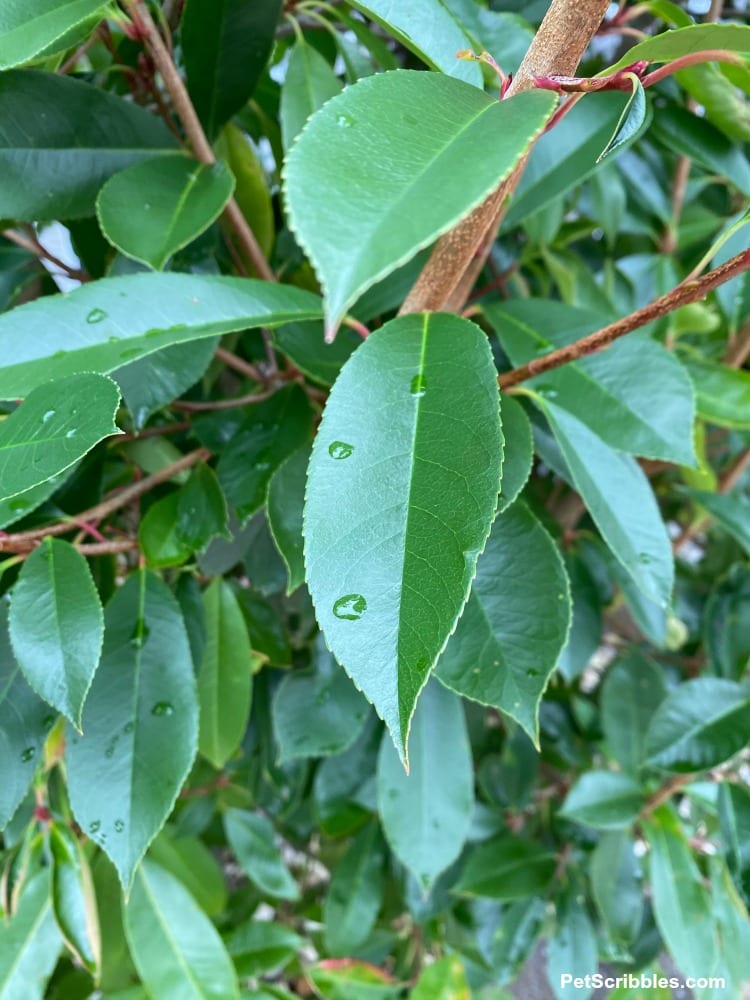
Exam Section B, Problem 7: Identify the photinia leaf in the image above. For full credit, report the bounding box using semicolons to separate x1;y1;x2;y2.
280;39;342;150
0;374;120;502
0;871;61;1000
605;23;750;73
223;809;299;901
9;538;104;729
411;956;470;999
304;313;502;763
590;833;643;950
0;0;107;69
455;836;555;899
560;772;644;830
49;822;100;975
601;650;667;775
267;445;310;594
323;821;384;956
596;75;648;162
284;72;555;336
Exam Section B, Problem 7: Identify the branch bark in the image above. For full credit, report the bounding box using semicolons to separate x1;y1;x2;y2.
400;0;611;316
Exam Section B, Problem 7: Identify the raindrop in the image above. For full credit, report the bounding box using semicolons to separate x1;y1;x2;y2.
332;593;367;620
86;308;107;324
328;440;354;460
89;820;101;834
410;373;427;398
123;722;134;733
114;819;125;832
638;552;652;564
130;618;150;648
336;114;355;128
104;745;115;759
20;746;35;763
534;384;558;399
534;340;553;356
151;701;174;717
8;497;31;512
526;668;539;678
65;429;77;439
42;409;56;423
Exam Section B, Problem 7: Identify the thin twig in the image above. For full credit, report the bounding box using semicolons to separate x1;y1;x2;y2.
122;0;275;282
723;318;750;368
118;420;191;442
2;228;88;282
214;347;265;383
640;774;696;819
498;248;750;390
172;388;276;411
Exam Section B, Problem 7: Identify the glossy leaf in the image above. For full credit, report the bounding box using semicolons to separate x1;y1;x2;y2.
560;772;644;830
272;322;362;388
0;70;178;221
280;39;342;150
411;956;470;1000
9;538;103;728
0;604;51;831
304;313;502;761
308;961;400;1000
148;829;227;919
227;920;303;979
547;894;598;1000
537;399;673;607
0;1;107;69
606;23;750;72
139;493;193;569
284;73;555;335
176;462;229;552
685;358;750;428
496;396;533;512
0;374;119;501
591;832;643;949
223;809;299;901
97;157;235;270
705;565;750;680
688;488;750;556
218;123;274;261
601;650;666;774
197;579;254;768
645;677;750;772
0;871;61;1000
272;636;369;762
455;836;555;899
347;0;481;85
376;681;473;889
66;571;198;890
324;821;384;955
123;859;239;1000
267;446;310;593
236;589;290;666
435;501;570;743
182;0;282;139
651;104;750;196
49;823;100;974
719;783;750;899
598;76;648;162
488;299;696;465
0;273;322;398
644;806;719;982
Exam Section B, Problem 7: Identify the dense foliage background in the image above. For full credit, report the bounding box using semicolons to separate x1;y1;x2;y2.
1;1;750;997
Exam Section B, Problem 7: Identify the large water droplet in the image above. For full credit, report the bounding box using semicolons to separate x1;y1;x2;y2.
114;819;125;832
42;409;56;423
332;593;367;620
151;701;174;717
86;308;107;324
410;373;427;398
328;440;354;460
20;746;35;763
65;429;77;439
130;618;150;648
336;114;355;128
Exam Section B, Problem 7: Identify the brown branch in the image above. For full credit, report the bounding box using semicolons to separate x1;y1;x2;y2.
400;0;611;316
122;0;275;283
172;388;275;411
640;774;696;819
0;448;209;553
499;248;750;390
2;228;88;282
214;346;265;382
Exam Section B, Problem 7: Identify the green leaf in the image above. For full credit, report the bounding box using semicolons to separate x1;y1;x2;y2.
272;635;370;763
97;157;235;270
0;273;322;398
596;76;648;162
347;0;481;85
197;579;254;768
66;571;198;890
236;589;291;666
677;62;750;143
556;553;601;682
435;501;570;744
442;0;534;76
0;70;178;221
591;832;643;949
644;806;719;983
308;961;400;1000
651;104;750;196
547;894;598;1000
645;677;750;772
304;313;502;761
601;650;666;774
560;772;644;830
0;467;74;530
223;808;299;901
688;488;750;556
376;681;473;889
280;39;342;150
148;829;227;919
487;300;696;465
685;359;750;429
455;836;555;899
272;322;362;388
139;493;193;569
218;123;274;261
284;73;555;335
606;23;750;72
227;920;303;979
324;821;384;955
182;0;282;139
490;897;545;983
719;783;750;901
411;956;470;1000
496;396;533;512
705;565;750;680
217;384;311;522
537;399;673;607
9;538;103;728
0;373;120;501
0;604;52;831
49;823;100;975
176;462;229;552
0;871;61;1000
0;0;106;69
267;445;310;594
123;859;239;1000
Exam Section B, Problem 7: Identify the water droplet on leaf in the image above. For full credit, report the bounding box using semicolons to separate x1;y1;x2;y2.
336;114;354;128
89;820;101;834
20;746;35;762
42;409;56;423
8;497;31;512
65;429;77;439
535;384;558;399
328;440;354;460
86;308;107;324
410;373;427;397
114;819;125;832
151;701;174;717
332;593;367;620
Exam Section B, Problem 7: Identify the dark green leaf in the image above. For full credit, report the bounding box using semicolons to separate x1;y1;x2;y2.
236;589;291;666
227;920;303;979
560;771;644;830
685;359;750;429
591;832;643;949
0;70;178;220
0;273;322;398
139;493;193;569
496;396;533;513
49;823;100;974
267;445;310;594
67;571;198;890
123;859;240;1000
0;467;74;531
376;681;473;889
272;322;362;388
688;488;750;556
601;650;666;774
304;313;502;761
597;76;647;162
176;462;229;552
9;538;103;728
0;1;107;69
272;635;369;762
555;553;602;682
148;828;227;919
0;373;120;501
645;677;750;772
455;836;555;899
547;894;598;1000
97;157;234;270
606;23;750;72
324;821;384;955
705;565;750;680
182;0;282;139
280;39;342;150
223;808;299;901
719;783;750;900
0;871;61;1000
435;501;570;743
651;105;750;197
284;73;555;334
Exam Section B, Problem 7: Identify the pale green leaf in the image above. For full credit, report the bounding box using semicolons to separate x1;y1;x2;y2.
280;39;342;150
304;313;502;762
0;0;107;69
547;894;598;1000
591;832;643;949
455;836;555;899
601;650;666;774
411;956;470;1000
685;358;750;429
223;809;299;901
0;871;61;1000
560;772;644;830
